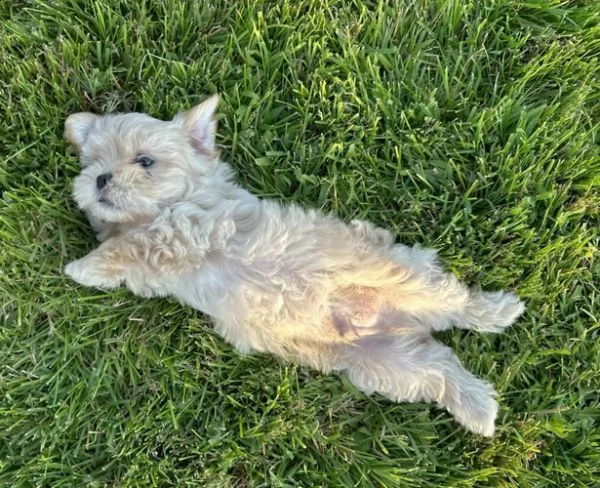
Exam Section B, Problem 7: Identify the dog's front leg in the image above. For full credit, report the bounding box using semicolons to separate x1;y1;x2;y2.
65;218;209;292
64;236;134;290
64;223;163;290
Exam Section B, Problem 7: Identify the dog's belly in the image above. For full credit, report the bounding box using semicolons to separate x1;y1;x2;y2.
327;285;408;341
163;253;400;353
169;262;243;320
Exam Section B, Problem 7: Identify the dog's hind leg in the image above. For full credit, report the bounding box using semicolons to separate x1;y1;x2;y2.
335;334;499;436
342;223;524;333
386;245;524;333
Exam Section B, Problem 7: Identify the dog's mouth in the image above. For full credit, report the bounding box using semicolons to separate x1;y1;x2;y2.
98;196;114;206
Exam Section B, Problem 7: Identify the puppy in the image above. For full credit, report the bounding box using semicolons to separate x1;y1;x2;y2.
64;95;524;436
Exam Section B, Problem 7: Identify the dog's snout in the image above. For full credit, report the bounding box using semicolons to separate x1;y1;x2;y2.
96;173;113;190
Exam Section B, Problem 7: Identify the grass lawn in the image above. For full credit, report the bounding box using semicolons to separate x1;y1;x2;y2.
1;0;599;486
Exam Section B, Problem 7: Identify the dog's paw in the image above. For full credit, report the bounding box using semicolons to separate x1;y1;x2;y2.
64;258;121;289
465;291;525;333
64;259;87;284
457;393;498;438
444;378;499;437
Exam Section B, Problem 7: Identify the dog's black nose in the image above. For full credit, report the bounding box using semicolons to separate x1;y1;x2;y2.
96;173;113;190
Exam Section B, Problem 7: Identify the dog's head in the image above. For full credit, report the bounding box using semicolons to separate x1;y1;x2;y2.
65;95;219;224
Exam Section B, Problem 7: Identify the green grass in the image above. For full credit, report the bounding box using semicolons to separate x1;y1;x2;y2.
1;0;599;486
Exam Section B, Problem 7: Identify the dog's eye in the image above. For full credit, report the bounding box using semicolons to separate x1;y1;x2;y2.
136;155;155;167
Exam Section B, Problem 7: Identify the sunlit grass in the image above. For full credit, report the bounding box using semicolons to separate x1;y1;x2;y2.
1;0;598;486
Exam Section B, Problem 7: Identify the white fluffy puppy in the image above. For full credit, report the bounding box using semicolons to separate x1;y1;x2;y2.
64;95;524;436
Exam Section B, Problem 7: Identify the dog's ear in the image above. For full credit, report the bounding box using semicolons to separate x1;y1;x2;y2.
64;112;98;150
176;95;219;155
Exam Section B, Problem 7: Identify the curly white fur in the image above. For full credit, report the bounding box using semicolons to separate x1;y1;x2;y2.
64;95;525;436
